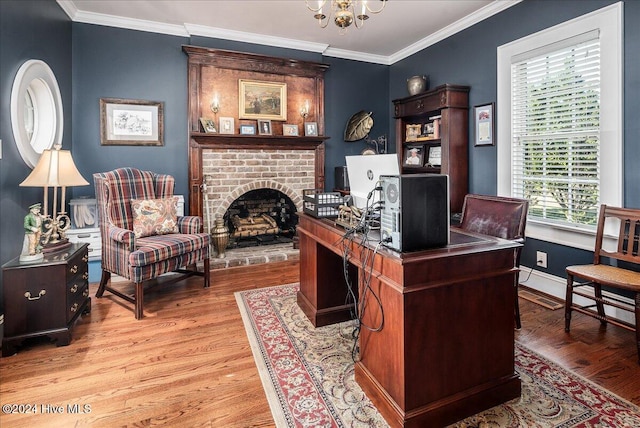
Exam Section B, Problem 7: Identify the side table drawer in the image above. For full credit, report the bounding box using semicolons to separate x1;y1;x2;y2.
68;282;90;322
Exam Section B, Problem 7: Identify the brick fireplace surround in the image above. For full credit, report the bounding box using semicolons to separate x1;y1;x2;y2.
203;148;316;222
202;147;317;269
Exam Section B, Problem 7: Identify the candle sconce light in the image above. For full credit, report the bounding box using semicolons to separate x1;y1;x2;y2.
300;100;310;120
210;95;220;118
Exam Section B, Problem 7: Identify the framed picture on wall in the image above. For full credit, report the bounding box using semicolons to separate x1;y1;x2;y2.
239;79;287;121
100;98;164;146
474;103;495;146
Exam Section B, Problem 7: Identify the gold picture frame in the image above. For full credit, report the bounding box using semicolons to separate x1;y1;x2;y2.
100;98;163;146
405;124;421;142
239;79;287;121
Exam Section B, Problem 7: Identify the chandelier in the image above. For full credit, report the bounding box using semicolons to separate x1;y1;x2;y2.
306;1;387;33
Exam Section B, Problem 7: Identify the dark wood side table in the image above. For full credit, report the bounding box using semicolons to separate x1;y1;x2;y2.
1;243;91;357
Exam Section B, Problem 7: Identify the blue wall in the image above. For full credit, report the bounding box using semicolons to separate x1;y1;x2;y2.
0;0;72;292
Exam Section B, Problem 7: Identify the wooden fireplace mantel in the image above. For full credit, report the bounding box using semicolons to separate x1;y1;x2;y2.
184;46;329;218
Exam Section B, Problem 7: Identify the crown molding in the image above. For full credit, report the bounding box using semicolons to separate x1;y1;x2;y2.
57;0;522;65
57;0;189;37
322;48;391;66
389;0;523;64
184;24;328;54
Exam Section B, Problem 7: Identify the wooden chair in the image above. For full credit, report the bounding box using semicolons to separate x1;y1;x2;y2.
94;168;210;319
565;205;640;364
459;194;529;329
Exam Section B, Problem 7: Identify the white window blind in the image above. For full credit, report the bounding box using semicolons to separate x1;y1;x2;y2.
511;32;601;228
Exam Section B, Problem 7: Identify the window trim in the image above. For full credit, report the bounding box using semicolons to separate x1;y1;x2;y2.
497;2;623;250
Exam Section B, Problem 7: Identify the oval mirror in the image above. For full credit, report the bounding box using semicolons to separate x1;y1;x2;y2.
10;59;64;168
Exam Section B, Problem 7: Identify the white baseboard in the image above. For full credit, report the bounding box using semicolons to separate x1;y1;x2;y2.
519;264;635;325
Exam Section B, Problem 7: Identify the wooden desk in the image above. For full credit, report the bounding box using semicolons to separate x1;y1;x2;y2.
296;213;521;427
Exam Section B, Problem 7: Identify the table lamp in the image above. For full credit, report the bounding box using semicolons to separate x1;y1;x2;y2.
20;144;89;253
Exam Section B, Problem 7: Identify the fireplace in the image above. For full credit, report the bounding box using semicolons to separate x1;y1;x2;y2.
201;147;319;250
224;188;297;247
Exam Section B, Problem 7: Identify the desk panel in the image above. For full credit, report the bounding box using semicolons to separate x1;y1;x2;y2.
296;214;521;427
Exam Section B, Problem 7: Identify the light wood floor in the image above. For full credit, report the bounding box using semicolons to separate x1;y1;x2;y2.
1;261;638;428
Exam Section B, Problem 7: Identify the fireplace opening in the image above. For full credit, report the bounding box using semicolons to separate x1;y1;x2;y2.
223;188;298;248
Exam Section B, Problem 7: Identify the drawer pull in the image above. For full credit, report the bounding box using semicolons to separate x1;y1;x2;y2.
82;255;89;262
70;265;78;274
70;284;79;293
24;290;46;301
83;289;90;298
78;234;91;238
70;303;79;313
416;100;424;110
83;272;89;280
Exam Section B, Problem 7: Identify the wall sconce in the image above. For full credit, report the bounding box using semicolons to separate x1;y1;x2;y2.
210;95;220;120
300;100;310;119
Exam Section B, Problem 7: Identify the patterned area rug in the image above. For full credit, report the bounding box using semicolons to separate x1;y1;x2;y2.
235;284;640;427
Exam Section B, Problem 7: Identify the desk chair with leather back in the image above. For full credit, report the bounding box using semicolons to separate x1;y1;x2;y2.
565;204;640;364
94;167;210;319
459;194;529;329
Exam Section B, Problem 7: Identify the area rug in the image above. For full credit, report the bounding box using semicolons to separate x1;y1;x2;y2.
235;284;640;427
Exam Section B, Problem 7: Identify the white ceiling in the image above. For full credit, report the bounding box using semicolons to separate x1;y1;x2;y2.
57;0;521;65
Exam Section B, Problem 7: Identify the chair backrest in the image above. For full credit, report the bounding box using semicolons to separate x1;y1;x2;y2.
594;204;640;266
94;167;175;232
459;194;529;241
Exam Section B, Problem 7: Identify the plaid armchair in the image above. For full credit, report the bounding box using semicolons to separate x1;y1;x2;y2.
94;167;210;319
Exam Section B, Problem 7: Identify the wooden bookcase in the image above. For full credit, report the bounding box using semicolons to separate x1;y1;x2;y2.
393;84;470;214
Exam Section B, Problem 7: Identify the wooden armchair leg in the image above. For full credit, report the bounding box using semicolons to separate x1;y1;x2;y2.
135;282;144;320
565;274;574;332
96;270;111;298
593;283;607;325
204;258;210;288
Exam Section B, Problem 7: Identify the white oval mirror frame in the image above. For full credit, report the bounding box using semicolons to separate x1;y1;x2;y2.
10;59;64;168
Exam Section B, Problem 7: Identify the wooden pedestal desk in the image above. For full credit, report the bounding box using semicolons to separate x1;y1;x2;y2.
296;214;522;428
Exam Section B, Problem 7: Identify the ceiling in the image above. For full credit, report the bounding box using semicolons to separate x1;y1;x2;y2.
57;1;520;65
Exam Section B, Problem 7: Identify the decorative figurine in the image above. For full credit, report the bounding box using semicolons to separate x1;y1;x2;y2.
20;202;44;262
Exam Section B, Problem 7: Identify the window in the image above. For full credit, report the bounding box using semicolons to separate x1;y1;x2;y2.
497;3;622;250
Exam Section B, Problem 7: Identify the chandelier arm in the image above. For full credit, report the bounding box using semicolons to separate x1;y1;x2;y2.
306;0;328;13
365;0;387;14
318;15;330;28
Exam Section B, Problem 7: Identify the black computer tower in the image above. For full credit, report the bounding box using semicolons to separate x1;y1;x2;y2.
379;174;449;252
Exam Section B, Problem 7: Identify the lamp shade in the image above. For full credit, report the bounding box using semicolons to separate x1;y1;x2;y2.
20;147;88;187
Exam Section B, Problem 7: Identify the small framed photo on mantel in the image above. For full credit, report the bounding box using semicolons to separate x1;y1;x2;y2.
304;122;318;136
240;124;256;135
283;124;299;136
200;117;217;133
219;117;235;134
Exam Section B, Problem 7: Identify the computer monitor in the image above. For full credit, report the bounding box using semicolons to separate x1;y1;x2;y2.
345;154;399;209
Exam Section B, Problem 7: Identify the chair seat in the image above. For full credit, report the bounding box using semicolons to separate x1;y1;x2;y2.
566;264;640;292
130;233;210;267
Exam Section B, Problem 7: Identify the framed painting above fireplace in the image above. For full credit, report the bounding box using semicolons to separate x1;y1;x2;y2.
239;79;287;121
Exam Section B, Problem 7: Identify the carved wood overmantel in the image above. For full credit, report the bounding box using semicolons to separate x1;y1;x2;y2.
183;45;330;218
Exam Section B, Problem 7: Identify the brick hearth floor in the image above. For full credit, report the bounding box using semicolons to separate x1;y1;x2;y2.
209;242;299;269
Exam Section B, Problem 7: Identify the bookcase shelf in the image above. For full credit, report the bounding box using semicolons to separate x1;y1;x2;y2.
393;84;470;213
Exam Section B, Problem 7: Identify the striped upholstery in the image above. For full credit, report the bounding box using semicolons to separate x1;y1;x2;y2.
94;167;210;318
